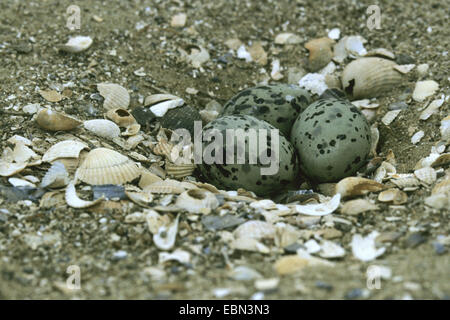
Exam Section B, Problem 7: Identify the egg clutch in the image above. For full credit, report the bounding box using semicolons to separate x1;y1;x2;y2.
193;84;372;196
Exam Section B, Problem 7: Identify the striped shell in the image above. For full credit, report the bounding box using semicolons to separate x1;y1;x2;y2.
41;161;70;188
42;140;88;162
36;108;82;131
75;148;141;185
341;57;403;99
83;119;121;140
166;162;196;178
414;167;437;185
97;83;130;110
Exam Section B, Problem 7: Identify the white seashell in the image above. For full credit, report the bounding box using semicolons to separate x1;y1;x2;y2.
275;32;302;44
231;238;270;254
424;194;449;209
351;232;386;262
381;109;401;126
378;188;407;204
122;123;141;136
370;125;380;156
304;239;321;254
430;153;450;167
414;167;437;185
327;28;340;40
341;58;402;99
145;209;171;234
36;108;81;131
294;193;340;216
65;181;104;208
364;48;395;60
166;162;195;178
41;161;70;188
23;175;40;184
153;214;179;250
159;249;191;264
412;80;439;102
175;189;219;214
8;177;35;187
391;176;420;188
7;135;32;146
411;131;425;144
150;98;185;117
42;140;88;162
432;178;450;195
144;94;181;106
83;119;120;140
125;190;153;207
340;199;379;215
345;35;367;56
298;73;328;96
0;161;27;177
373;161;396;183
319;240;346;259
336;177;384;198
393;64;415;74
75;148;141;185
420;98;444;120
233;220;275;240
97;83;130;110
440;115;450;142
60;36;93;53
274;223;300;248
11;142;38;163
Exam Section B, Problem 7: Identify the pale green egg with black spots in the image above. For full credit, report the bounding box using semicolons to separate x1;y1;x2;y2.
221;84;311;137
291;98;371;182
198;115;299;196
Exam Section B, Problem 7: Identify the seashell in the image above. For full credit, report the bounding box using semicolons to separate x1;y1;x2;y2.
341;57;402;99
0;161;27;177
233;220;275;241
36;108;82;131
166;162;196;178
304;37;335;72
159;249;191;264
294;193;341;216
153;214;180;251
65;181;104;208
420;98;444;120
60;36;93;53
143;180;186;194
41;161;70;188
42;140;88;162
275;32;302;44
411;131;425;145
432;178;450;195
159;104;202;136
11;142;38;163
122;123;141;136
125;190;153;207
414;167;437;185
7;135;32;146
274;253;334;275
138;169;163;189
8;177;35;188
365;48;395;60
393;64;415;74
97;83;130;110
39;90;63;102
319;240;346;259
390;176;420;189
83;119;121;140
373;161;396;183
370;125;379;156
440;115;450;142
75;148;141;185
144;94;181;106
351;232;386;262
424;194;449;209
106;108;137;127
336;177;385;198
378;188;408;205
274;223;301;248
412;80;439;102
340;199;379;215
145;209;171;234
430;153;450;167
175;189;219;214
152;140;173;158
381;109;401;126
150;98;185;117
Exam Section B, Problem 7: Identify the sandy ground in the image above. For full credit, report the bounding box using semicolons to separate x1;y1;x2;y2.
0;0;448;299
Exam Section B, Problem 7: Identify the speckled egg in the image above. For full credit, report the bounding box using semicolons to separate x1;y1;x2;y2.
221;84;311;137
198;115;299;196
291;98;371;182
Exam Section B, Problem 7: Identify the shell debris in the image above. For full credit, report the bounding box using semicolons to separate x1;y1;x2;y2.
381;110;401;126
97;83;130;110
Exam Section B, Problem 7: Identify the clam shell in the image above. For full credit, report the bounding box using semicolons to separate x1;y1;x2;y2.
370;125;380;156
340;199;379;215
336;177;385;198
36;108;82;131
11;142;38;163
233;220;276;240
60;36;93;53
150;98;185;117
42;140;88;162
125;190;154;207
175;189;219;214
341;57;402;99
0;162;27;177
373;161;396;183
138;169;163;189
420;98;444;120
166;162;196;178
412;80;439;102
65;182;104;208
414;167;437;185
381;110;401;126
106;108;137;127
146;209;171;234
83;119;121;140
390;176;420;188
41;161;70;188
144;94;181;107
97;83;130;110
153;214;179;251
294;193;341;216
75;148;141;185
378;188;408;205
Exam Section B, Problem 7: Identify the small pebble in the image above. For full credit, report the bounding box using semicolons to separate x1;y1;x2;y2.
432;242;447;255
388;101;409;110
315;281;333;291
404;232;427;248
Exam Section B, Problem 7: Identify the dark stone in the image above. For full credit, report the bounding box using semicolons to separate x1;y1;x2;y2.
395;54;415;65
201;214;246;231
315;281;333;291
92;185;127;200
345;288;364;299
404;232;427;248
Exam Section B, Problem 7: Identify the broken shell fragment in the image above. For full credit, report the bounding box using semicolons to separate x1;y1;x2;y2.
233;220;276;240
340;199;379;215
41;161;70;188
165;162;196;178
65;181;104;208
36;108;82;131
341;57;402;99
39;90;63;102
106;108;137;127
122;123;141;136
412;80;439;102
153;214;180;250
175;189;219;214
0;162;27;177
294;193;341;216
390;176;420;189
125;190;154;207
381;110;401;126
83;119;121;140
304;37;335;72
75;148;140;185
97;83;130;110
432;178;450;195
336;177;385;198
60;36;93;53
414;167;437;185
378;188;408;205
42;140;88;162
420;98;444;120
